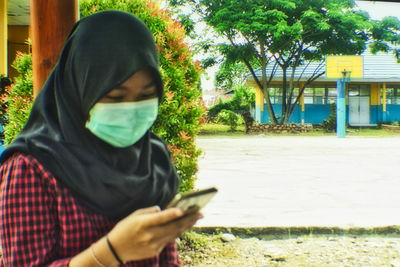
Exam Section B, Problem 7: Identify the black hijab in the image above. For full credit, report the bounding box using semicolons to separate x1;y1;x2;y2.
1;11;179;219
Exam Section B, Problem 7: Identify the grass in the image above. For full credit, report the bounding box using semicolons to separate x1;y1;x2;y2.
198;123;246;136
198;122;400;137
178;231;237;266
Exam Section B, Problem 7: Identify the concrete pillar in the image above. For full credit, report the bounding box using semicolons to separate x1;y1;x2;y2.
336;79;346;138
255;87;264;123
0;0;7;76
30;0;79;96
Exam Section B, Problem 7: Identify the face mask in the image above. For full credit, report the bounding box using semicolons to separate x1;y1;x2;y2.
86;98;158;147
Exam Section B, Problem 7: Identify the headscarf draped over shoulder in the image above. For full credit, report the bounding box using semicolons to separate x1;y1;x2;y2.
1;11;179;219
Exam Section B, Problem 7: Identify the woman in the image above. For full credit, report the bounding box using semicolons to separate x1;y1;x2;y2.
0;11;201;266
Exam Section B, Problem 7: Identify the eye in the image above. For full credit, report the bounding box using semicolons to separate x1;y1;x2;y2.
137;92;158;101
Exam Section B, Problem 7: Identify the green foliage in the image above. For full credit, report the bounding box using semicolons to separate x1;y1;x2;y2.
321;102;336;132
81;0;205;192
3;51;33;144
179;231;210;251
215;61;248;90
208;85;255;119
0;75;11;142
207;98;231;119
216;109;244;131
197;0;390;124
370;16;400;62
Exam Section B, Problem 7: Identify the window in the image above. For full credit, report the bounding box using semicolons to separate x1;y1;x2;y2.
267;87;300;104
303;85;336;104
327;88;337;104
267;88;282;104
383;85;400;104
349;84;370;97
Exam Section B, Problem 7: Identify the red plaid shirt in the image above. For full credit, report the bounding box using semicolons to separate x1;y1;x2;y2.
0;153;180;267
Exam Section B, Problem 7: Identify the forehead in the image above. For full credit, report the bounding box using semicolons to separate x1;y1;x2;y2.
123;68;154;84
115;68;156;93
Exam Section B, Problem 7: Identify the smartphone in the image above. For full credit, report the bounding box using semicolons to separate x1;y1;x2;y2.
167;187;218;214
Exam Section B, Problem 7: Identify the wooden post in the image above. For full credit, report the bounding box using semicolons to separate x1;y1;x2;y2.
0;0;7;76
30;0;79;96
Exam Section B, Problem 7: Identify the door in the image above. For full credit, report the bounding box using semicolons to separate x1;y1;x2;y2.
348;85;370;126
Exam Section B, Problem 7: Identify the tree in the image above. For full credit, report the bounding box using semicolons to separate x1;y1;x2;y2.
215;61;248;91
3;0;205;193
197;0;379;124
3;51;33;145
370;16;400;62
80;0;205;192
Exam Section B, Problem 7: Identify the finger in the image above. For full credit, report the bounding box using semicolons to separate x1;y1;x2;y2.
164;212;202;235
144;208;184;227
155;213;203;244
133;205;161;215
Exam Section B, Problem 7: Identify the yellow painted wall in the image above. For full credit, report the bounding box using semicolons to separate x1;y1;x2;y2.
370;83;380;105
8;25;31;78
255;87;264;111
0;0;7;76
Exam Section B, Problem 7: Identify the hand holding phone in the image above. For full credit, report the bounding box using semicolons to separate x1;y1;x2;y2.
167;187;218;215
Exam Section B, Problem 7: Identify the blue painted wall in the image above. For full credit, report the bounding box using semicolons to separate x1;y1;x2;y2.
255;104;400;124
304;105;331;124
370;105;379;124
385;105;400;122
256;104;331;124
256;105;302;123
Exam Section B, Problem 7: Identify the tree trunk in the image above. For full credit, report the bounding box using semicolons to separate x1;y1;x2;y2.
260;43;277;124
281;67;288;124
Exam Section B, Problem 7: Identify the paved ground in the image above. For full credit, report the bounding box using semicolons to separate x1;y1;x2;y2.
194;136;400;228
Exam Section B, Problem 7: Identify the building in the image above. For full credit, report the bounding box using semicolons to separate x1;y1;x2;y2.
202;89;234;107
1;0;77;95
0;0;31;79
246;50;400;126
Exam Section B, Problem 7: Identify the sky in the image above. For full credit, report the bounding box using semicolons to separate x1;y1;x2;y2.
355;0;400;20
201;1;400;92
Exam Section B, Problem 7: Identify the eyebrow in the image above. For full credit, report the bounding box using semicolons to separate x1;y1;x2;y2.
113;81;156;92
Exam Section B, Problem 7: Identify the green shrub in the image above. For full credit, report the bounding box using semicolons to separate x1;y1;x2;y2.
0;74;12;142
3;51;33;144
321;102;336;132
216;109;244;131
81;0;205;192
4;1;205;193
207;85;254;121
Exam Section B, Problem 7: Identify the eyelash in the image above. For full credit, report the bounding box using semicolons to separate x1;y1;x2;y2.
105;95;124;101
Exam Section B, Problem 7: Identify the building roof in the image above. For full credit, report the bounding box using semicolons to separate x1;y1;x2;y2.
251;49;400;83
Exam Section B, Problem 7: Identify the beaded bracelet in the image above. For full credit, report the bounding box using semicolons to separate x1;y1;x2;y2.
106;235;124;264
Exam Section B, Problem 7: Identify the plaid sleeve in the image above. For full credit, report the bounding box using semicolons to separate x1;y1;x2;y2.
159;242;180;267
0;154;71;267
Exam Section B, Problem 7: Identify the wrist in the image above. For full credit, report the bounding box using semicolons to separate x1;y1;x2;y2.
92;236;121;267
106;235;124;265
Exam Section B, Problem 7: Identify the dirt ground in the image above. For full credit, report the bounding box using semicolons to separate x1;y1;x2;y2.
179;233;400;267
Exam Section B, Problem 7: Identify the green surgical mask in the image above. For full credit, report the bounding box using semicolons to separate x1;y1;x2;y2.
86;98;158;147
